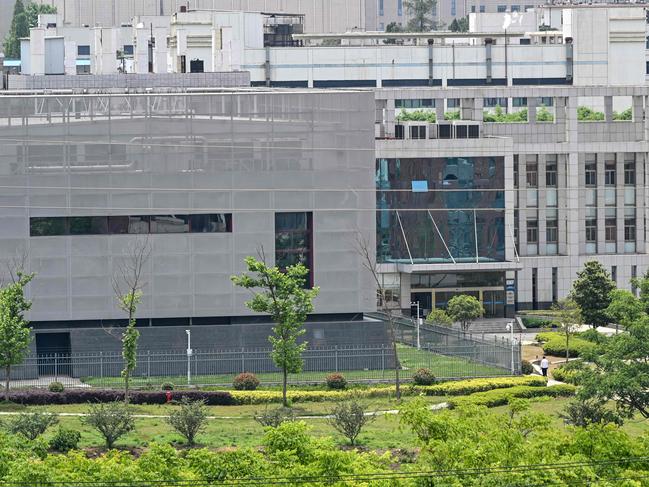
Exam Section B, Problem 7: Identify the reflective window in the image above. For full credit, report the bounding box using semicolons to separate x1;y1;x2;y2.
605;218;617;242
77;45;90;56
545;161;557;187
585;219;597;243
526;220;538;243
605;164;616;186
31;214;231;236
585;163;597;186
275;212;313;286
625;161;636;185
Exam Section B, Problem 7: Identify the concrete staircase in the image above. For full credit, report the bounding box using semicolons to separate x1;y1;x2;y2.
466;318;523;334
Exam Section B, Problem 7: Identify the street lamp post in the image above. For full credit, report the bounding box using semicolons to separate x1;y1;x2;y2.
410;301;421;349
506;321;515;374
185;329;192;385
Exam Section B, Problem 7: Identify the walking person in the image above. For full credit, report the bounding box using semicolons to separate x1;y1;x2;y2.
541;356;549;377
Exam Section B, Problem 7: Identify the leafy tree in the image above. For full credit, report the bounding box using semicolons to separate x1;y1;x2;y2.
578;317;649;420
3;0;28;58
607;289;645;326
449;16;469;32
570;261;615;328
166;398;208;446
7;412;58;440
25;3;57;28
425;308;452;326
404;0;437;32
551;298;582;361
447;294;483;332
327;400;375;446
232;256;319;407
83;402;135;449
560;398;622;427
631;269;649;314
0;272;34;402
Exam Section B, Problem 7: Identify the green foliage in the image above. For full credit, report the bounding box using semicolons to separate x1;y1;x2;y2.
536;105;555;122
161;382;174;391
552;298;582;360
449;16;469;32
166;398;208;446
3;0;28;58
521;360;534;375
607;288;645;326
444;109;460;120
570;261;616;328
327;400;375;445
537;332;597;358
6;412;58;440
325;373;347;390
233;372;260;391
447;294;483;332
612;107;632;121
449;384;576;408
521;316;555;328
82;402;135;449
25;2;57;27
578;317;649;420
254;406;296;428
560;398;622;427
551;360;588;385
483;106;528;123
404;0;437;32
232;257;319;407
577;106;605;121
412;368;436;385
577;328;608;345
0;272;34;400
632;269;649;315
48;381;64;393
49;427;81;452
396;108;436;122
263;420;315;462
425;308;452;326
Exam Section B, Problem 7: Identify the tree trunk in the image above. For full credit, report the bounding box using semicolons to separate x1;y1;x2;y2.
4;365;10;402
387;314;401;400
282;367;288;407
566;333;570;361
124;373;130;405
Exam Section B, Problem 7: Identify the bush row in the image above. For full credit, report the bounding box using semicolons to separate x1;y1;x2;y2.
551;360;589;385
7;376;548;406
449;384;576;409
521;316;556;329
536;332;597;358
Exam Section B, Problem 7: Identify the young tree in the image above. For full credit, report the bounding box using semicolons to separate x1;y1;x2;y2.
0;272;34;402
83;402;135;449
425;308;452;327
3;0;28;58
570;261;615;328
355;234;403;400
551;298;582;361
450;16;469;32
607;289;645;327
404;0;437;32
232;256;319;408
447;294;483;333
112;239;150;405
166;398;208;446
328;400;375;446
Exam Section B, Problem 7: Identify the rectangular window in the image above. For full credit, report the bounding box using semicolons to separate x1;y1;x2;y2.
484;97;507;108
398;0;403;16
625;217;636;242
447;98;460;108
471;5;476;12
479;5;485;12
31;214;231;236
451;0;456;16
513;156;519;189
625;161;636;185
77;45;90;56
605;163;616;186
526;220;538;243
513;97;527;107
545;162;557;187
546;219;558;243
646;61;649;75
552;267;558;303
585;219;597;243
632;265;638;295
123;44;134;56
585;163;597;186
526;163;538;188
396;99;434;108
611;266;617;283
379;0;384;16
497;5;507;12
605;218;617;242
511;4;520;11
410;125;426;139
275;212;313;287
538;97;554;107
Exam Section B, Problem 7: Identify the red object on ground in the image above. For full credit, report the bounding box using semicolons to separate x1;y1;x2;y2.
165;391;172;403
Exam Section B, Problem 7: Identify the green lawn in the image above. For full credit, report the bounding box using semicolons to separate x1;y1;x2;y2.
81;344;510;389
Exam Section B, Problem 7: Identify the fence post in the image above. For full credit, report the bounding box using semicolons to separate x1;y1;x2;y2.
147;351;151;379
54;353;58;382
335;346;339;372
100;352;103;382
381;344;385;379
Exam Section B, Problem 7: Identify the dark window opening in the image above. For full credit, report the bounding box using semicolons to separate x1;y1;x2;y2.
275;212;313;287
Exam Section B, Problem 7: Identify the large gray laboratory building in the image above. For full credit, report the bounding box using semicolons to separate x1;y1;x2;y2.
0;88;384;355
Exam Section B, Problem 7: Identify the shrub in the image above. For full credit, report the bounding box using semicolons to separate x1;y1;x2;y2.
577;328;608;344
326;373;347;390
254;406;296;428
82;402;135;449
426;309;452;327
521;360;534;375
540;333;597;358
412;368;436;386
413;376;547;396
559;398;622;427
552;360;588;385
521;316;555;329
263;420;314;462
161;382;174;391
450;384;576;409
327;400;375;446
6;412;58;440
167;398;208;446
48;382;64;393
49;427;81;452
233;373;260;391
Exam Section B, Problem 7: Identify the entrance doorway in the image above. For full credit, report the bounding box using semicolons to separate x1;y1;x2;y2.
410;288;505;318
35;333;72;376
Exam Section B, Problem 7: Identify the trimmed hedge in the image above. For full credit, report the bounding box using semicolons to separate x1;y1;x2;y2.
536;332;597;358
6;376;548;406
449;384;576;408
7;390;235;406
521;316;555;329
